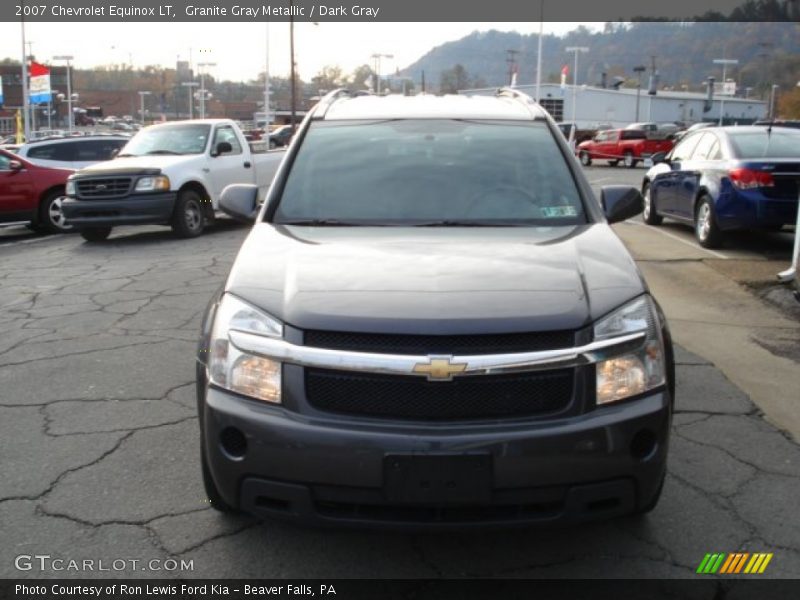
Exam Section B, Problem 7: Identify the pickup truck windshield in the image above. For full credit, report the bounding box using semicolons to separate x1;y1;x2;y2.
119;124;211;157
273;120;586;226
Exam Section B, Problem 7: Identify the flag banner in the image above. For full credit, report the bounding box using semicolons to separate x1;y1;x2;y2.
560;65;568;90
0;76;4;105
29;61;52;104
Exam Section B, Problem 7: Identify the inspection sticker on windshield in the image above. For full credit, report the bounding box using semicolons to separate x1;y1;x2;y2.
541;206;578;218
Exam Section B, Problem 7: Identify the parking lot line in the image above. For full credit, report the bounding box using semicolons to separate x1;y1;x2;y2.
625;219;730;260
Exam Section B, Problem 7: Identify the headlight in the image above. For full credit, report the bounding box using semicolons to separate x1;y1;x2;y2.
208;294;283;404
134;175;170;192
594;295;666;405
66;180;76;196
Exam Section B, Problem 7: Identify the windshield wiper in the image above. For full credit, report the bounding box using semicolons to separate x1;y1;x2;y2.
412;220;518;227
144;150;184;155
278;219;365;226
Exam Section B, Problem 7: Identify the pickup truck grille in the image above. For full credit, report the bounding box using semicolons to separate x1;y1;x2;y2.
76;177;133;199
305;368;574;420
303;329;576;355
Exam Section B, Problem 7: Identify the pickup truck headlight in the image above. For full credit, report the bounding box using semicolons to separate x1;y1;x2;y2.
594;295;666;405
208;294;283;404
66;180;76;196
134;175;170;192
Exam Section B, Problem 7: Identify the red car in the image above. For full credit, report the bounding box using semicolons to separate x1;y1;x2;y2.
577;129;675;169
0;148;73;233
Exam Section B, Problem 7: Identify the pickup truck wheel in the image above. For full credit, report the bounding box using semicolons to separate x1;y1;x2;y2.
80;227;112;242
642;183;663;225
171;190;205;238
623;151;637;168
695;195;723;248
579;151;592;166
39;189;73;234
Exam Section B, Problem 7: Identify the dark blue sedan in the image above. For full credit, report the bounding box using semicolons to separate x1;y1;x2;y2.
642;126;799;248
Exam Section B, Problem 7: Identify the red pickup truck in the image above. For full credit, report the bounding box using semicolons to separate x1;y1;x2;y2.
0;148;73;233
577;129;674;168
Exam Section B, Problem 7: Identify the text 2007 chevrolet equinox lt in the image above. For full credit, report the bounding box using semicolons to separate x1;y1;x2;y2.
196;89;675;528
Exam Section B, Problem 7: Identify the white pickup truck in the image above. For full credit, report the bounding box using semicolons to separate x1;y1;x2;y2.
61;119;285;241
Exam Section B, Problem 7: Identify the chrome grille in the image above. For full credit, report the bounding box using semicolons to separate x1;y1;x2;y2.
76;177;133;199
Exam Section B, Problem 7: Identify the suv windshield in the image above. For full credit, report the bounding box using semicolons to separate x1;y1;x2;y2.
119;124;211;157
272;119;586;226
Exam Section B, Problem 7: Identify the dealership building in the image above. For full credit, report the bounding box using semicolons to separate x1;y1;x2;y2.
463;83;768;128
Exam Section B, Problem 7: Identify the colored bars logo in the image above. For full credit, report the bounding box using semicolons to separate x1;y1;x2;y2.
697;553;773;574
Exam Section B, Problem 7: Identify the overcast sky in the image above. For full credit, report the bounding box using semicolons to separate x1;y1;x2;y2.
1;22;595;82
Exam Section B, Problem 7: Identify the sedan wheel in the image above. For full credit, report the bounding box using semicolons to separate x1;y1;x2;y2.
642;183;663;225
694;196;723;248
39;190;73;234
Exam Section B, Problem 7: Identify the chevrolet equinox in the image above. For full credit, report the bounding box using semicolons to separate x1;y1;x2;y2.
196;88;675;528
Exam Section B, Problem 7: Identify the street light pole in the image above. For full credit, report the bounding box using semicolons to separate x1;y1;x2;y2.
371;53;394;94
138;91;151;125
53;56;73;133
197;62;216;119
565;46;588;144
769;84;779;120
535;0;544;103
181;82;198;119
633;65;646;122
264;21;271;130
713;58;738;126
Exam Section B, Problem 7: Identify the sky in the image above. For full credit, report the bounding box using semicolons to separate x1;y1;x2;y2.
0;22;596;83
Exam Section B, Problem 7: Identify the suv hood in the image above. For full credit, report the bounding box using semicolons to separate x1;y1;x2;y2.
225;224;646;335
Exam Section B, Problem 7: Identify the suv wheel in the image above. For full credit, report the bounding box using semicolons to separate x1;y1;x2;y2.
39;189;73;234
171;190;206;238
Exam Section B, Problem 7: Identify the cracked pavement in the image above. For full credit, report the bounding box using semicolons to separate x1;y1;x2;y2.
1;214;799;579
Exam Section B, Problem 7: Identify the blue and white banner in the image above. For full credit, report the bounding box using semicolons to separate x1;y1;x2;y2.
0;76;4;105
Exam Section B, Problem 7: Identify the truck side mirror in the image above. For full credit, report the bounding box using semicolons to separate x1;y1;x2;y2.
601;185;643;224
8;160;23;171
219;184;258;222
212;141;233;157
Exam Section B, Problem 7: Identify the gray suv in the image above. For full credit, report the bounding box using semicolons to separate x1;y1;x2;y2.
196;89;675;528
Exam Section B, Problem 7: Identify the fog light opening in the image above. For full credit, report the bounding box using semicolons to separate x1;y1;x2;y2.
219;427;247;459
630;429;658;461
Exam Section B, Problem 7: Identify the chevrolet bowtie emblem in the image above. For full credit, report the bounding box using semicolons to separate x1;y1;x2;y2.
412;356;467;381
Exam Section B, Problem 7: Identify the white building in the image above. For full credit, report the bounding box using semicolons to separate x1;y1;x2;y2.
463;84;767;128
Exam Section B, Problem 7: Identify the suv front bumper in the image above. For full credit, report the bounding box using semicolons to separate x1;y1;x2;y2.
201;385;671;528
62;192;177;228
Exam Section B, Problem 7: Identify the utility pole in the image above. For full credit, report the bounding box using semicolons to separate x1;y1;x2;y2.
506;49;519;87
20;7;30;140
290;0;296;133
264;22;271;130
53;56;73;133
371;53;394;94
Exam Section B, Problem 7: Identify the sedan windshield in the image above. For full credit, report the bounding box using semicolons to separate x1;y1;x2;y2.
728;129;800;159
272;120;586;226
119;124;211;157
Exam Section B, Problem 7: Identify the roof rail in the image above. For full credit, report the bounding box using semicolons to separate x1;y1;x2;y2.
312;88;354;119
495;87;544;119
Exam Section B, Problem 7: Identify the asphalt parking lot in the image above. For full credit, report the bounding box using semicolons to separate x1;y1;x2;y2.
1;166;799;579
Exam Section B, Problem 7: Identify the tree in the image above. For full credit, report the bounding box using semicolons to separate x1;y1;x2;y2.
311;65;348;94
439;64;470;94
777;87;800;119
350;64;374;90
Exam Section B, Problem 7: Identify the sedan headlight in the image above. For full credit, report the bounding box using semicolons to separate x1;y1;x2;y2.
208;294;283;404
134;175;170;192
66;179;76;196
594;295;666;405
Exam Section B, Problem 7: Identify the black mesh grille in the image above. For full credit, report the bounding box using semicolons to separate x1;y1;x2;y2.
304;329;575;355
76;177;133;199
305;368;574;420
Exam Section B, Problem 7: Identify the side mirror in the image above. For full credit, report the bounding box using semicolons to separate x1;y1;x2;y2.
9;160;23;171
212;141;233;157
219;184;258;222
650;152;667;165
601;185;644;224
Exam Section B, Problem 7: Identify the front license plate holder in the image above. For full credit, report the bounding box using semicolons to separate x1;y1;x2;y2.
383;454;492;504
